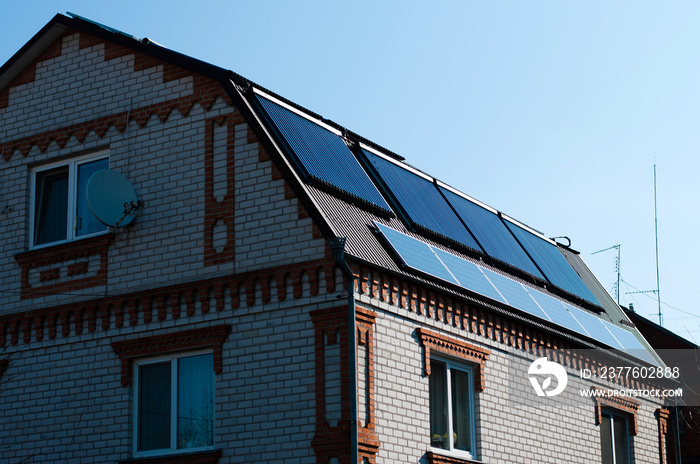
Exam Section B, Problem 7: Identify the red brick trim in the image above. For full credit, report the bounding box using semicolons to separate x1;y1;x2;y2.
14;234;111;300
657;408;670;464
426;451;480;464
354;263;666;392
1;256;338;347
416;327;490;392
111;325;231;387
203;115;235;266
592;387;640;435
0;30;64;110
310;305;352;464
117;449;222;464
356;306;380;464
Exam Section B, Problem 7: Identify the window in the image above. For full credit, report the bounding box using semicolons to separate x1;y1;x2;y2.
31;151;109;247
134;352;215;456
429;359;477;459
600;410;631;464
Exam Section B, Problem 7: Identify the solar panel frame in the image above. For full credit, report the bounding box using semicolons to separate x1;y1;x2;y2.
255;93;392;212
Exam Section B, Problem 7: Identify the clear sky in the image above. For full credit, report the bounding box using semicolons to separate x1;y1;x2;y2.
2;1;699;343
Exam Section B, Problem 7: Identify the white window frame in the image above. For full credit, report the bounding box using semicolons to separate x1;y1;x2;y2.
132;350;215;458
600;409;631;464
429;357;478;461
29;150;110;249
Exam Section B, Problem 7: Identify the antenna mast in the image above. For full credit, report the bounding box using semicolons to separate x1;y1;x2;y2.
653;164;662;326
592;244;621;305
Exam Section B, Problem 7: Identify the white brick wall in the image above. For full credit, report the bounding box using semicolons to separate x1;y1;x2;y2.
366;295;666;464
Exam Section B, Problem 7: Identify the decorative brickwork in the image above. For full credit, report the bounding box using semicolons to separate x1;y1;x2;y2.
111;324;231;387
0;257;337;347
354;264;669;393
657;408;670;464
356;306;379;464
310;305;352;464
416;327;490;392
592;387;640;435
1;31;230;162
204;115;235;266
13;234;111;300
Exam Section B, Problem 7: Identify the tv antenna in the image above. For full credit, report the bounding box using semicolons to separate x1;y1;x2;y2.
592;244;621;305
624;164;663;326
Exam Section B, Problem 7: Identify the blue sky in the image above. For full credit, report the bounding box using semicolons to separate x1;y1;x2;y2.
2;1;699;343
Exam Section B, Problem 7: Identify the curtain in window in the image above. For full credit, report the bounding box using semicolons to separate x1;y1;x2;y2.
76;158;108;236
177;354;214;449
34;167;68;245
451;368;471;452
138;362;172;451
430;361;448;449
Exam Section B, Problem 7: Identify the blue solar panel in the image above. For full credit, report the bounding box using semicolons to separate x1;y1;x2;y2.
431;247;506;304
481;269;549;321
527;290;587;334
566;305;624;350
439;186;544;280
363;149;482;251
503;219;600;307
375;223;458;285
256;95;391;211
375;222;658;365
603;322;659;365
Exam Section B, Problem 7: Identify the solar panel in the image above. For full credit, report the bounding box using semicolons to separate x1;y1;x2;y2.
566;305;624;350
255;94;392;212
503;218;600;307
480;268;549;321
439;185;544;280
363;149;482;252
431;247;506;304
375;223;458;285
603;322;659;365
375;222;658;365
527;289;587;335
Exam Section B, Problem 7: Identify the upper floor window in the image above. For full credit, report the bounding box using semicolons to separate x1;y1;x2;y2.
30;151;109;247
134;351;215;456
429;359;477;460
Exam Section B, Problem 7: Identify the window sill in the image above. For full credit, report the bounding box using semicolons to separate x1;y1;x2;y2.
427;450;483;464
119;449;222;464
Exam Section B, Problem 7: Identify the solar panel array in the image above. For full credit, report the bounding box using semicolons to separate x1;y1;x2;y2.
254;91;601;308
255;94;392;212
375;222;658;365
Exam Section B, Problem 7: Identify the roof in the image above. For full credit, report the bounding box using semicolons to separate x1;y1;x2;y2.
0;13;663;366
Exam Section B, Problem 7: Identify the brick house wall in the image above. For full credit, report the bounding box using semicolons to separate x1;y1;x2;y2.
0;16;671;464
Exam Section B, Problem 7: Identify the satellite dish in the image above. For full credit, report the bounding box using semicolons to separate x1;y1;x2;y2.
86;170;138;227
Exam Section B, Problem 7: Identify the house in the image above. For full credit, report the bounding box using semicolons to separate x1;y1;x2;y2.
0;13;677;464
625;306;700;464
